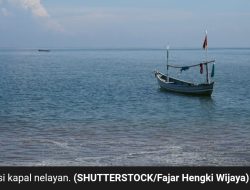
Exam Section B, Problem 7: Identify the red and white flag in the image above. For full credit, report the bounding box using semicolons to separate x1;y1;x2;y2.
203;31;208;49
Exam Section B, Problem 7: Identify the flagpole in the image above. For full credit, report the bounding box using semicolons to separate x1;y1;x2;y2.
204;30;209;84
205;30;208;61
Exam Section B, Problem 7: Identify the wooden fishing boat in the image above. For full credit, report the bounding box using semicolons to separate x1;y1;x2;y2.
154;63;214;96
155;32;215;96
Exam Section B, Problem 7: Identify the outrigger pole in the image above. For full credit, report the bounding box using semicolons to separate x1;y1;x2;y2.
167;60;215;68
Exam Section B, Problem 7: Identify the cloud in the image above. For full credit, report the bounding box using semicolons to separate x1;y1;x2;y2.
44;18;64;32
1;0;64;32
9;0;49;17
1;7;11;16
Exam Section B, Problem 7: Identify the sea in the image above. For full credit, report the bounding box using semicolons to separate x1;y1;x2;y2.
0;48;249;166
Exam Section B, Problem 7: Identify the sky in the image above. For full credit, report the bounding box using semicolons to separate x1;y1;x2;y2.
0;0;250;48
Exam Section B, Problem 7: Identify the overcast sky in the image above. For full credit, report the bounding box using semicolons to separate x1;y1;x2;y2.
0;0;250;48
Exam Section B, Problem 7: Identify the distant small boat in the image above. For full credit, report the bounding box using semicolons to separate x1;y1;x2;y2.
154;31;215;96
38;49;50;52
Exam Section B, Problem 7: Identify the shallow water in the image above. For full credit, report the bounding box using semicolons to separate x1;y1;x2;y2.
0;48;249;166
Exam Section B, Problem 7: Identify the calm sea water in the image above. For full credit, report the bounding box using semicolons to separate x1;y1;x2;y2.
0;48;250;166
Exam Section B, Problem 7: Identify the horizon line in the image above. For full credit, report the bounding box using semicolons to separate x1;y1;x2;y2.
0;46;250;51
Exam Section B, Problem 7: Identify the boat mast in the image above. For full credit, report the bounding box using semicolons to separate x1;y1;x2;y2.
166;45;169;82
204;30;210;84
